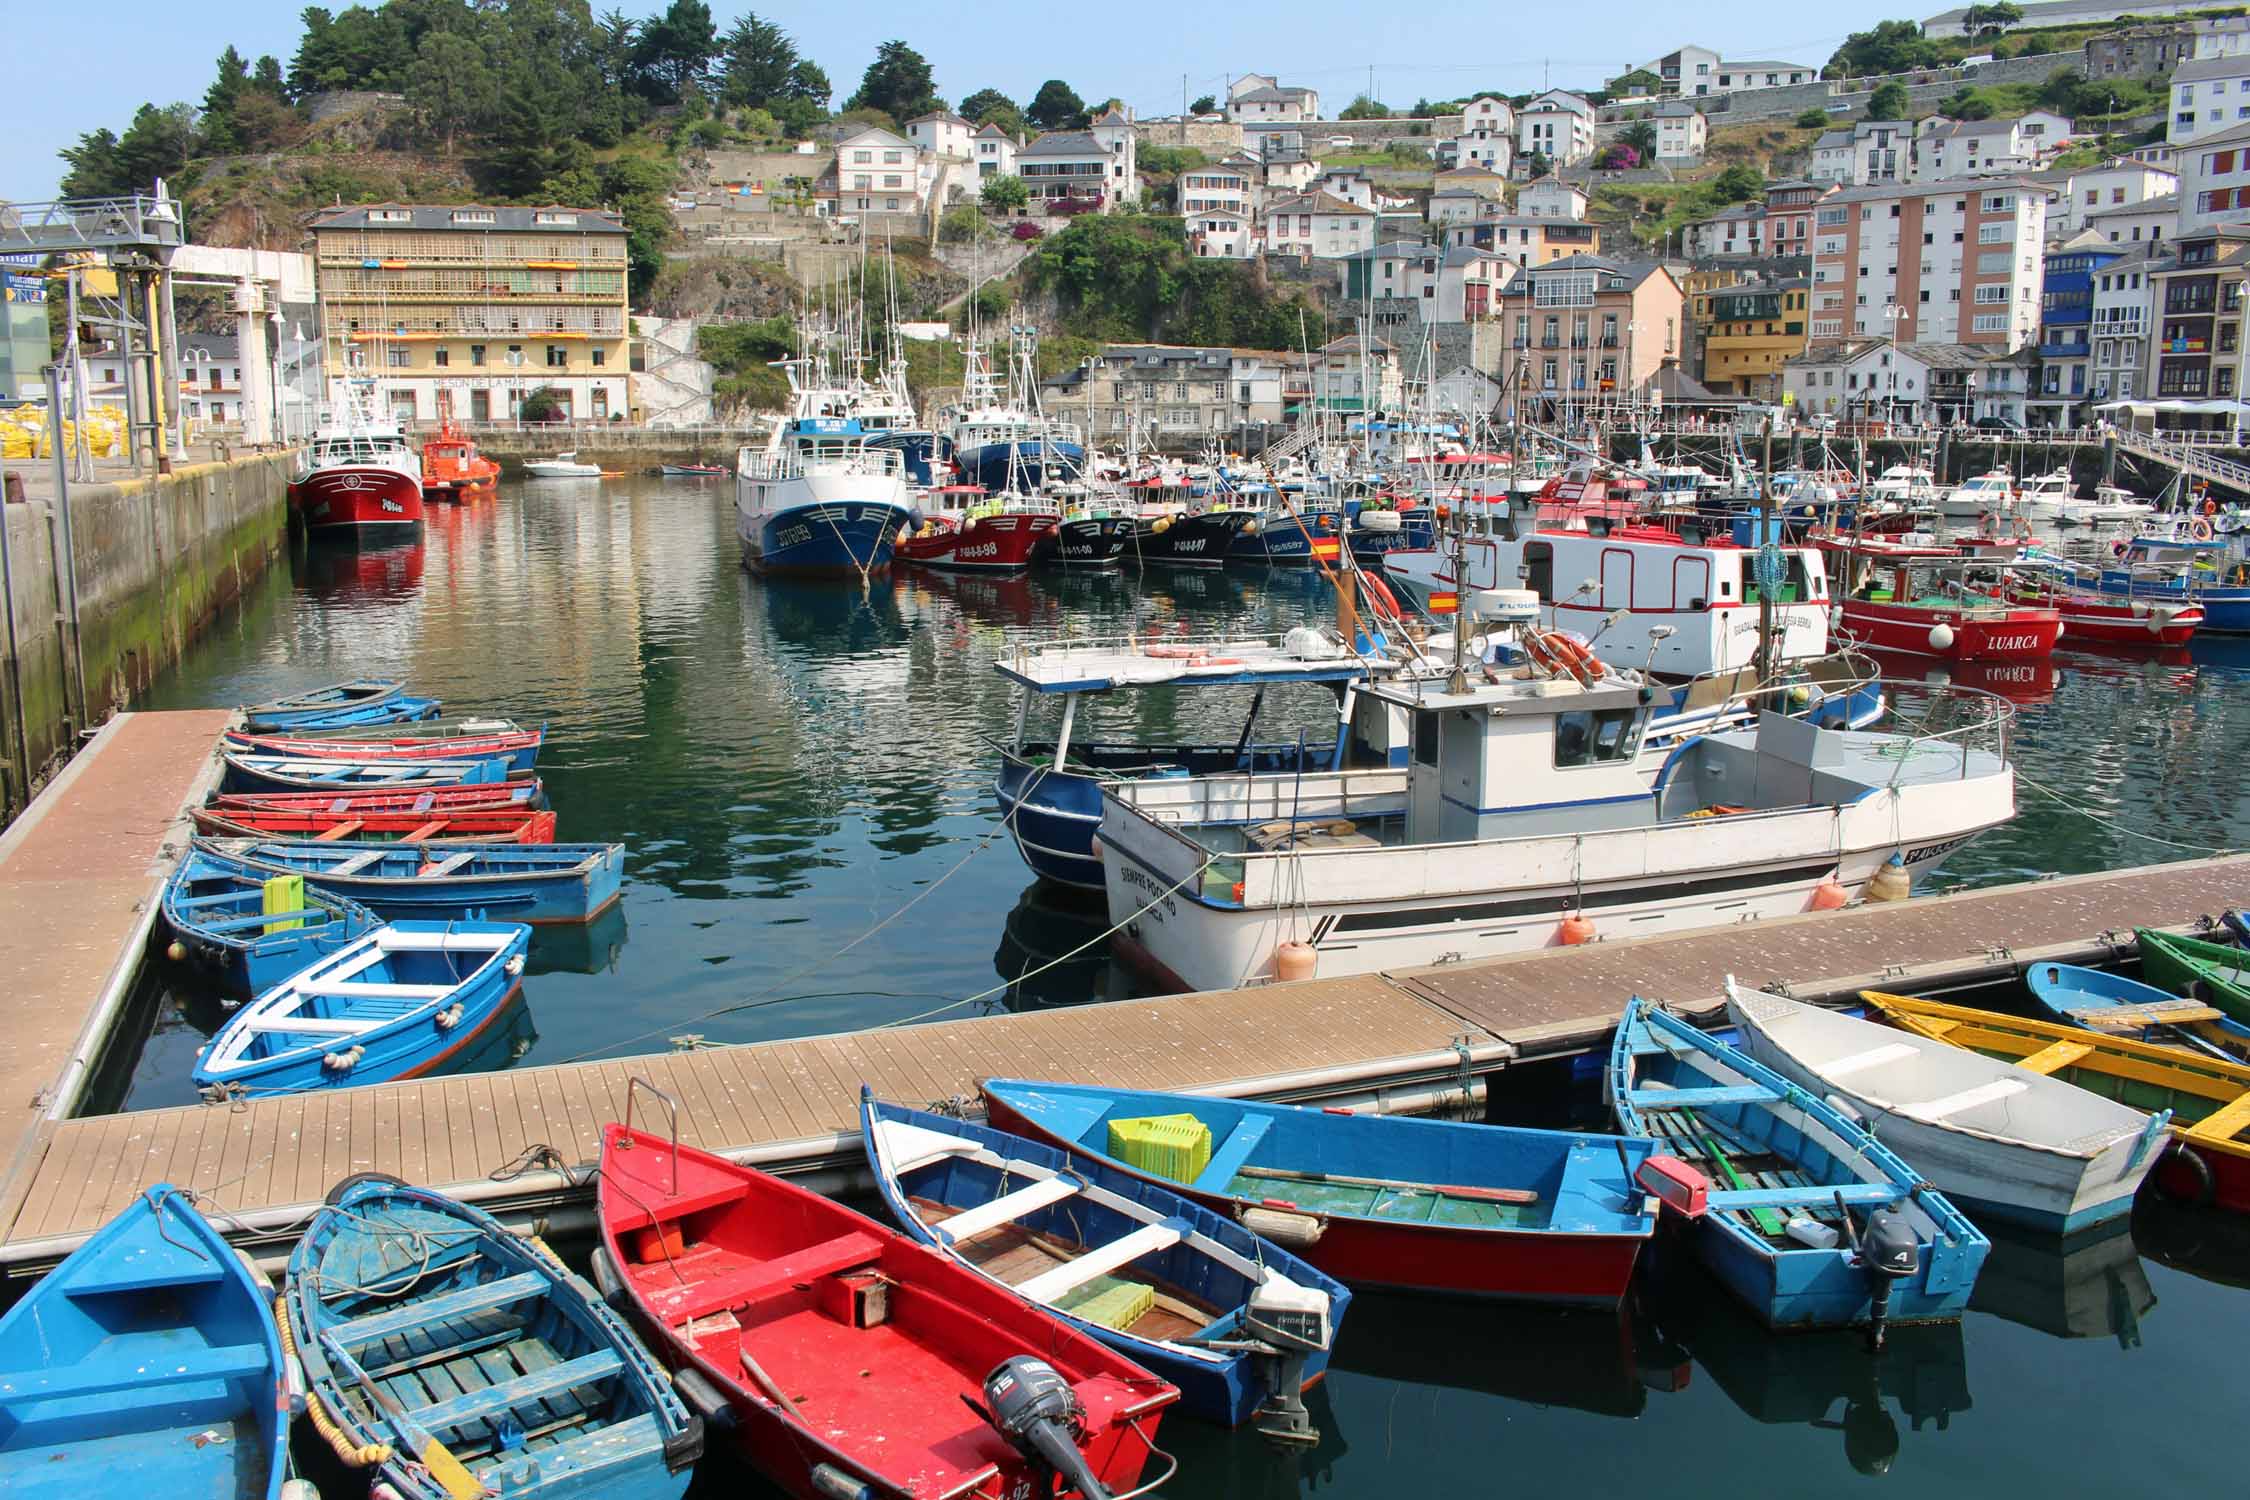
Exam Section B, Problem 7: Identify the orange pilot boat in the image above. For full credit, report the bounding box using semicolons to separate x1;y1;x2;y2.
420;420;501;502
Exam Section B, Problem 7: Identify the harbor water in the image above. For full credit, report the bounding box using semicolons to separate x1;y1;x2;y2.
126;477;2250;1498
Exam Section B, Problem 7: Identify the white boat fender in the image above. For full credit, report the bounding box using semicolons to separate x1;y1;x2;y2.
280;1480;323;1500
505;953;526;976
1238;1204;1324;1247
1926;622;1955;653
435;1003;465;1031
321;1045;365;1071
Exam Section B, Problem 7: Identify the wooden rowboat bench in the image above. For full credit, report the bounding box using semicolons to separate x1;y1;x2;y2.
327;1270;552;1350
933;1175;1084;1248
1014;1220;1188;1304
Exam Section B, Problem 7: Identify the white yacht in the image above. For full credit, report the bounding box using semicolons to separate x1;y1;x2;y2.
1940;469;2016;519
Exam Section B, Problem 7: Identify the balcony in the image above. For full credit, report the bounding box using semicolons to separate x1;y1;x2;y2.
2165;293;2216;315
1540;335;1562;349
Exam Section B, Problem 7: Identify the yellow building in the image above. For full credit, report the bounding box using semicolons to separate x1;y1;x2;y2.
308;203;630;424
1692;277;1809;401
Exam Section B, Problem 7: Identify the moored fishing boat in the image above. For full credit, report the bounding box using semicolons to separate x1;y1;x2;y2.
523;452;606;479
288;1176;700;1500
894;488;1060;572
1835;555;2061;662
420;419;500;501
595;1112;1178;1500
192;803;558;845
192;835;625;924
736;412;913;579
258;713;519;742
1724;978;2173;1233
224;723;543;776
2025;959;2250;1058
161;845;382;997
1864;990;2250;1215
0;1185;288;1500
980;1078;1664;1302
194;920;529;1095
862;1094;1349;1440
2002;571;2202;646
219;751;510;796
290;382;425;543
1606;997;1988;1335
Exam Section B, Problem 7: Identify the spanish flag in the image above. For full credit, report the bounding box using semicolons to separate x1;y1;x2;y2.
1427;591;1459;615
1310;537;1341;561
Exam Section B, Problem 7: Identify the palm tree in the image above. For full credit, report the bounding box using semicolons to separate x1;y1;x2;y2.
1619;121;1657;158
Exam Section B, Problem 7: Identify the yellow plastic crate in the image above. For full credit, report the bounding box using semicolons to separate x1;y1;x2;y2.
1107;1113;1211;1184
262;874;306;933
1060;1278;1155;1332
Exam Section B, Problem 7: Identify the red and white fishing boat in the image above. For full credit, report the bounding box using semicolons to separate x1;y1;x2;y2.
221;724;543;768
289;380;424;543
1835;554;2061;662
2004;573;2204;646
596;1119;1178;1500
189;804;557;843
1529;460;1644;530
895;486;1061;572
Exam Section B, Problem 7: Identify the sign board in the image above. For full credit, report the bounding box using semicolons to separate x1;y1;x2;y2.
3;274;46;303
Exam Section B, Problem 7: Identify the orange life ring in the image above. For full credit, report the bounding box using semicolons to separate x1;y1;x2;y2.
2191;516;2216;542
1360;571;1404;622
1526;630;1602;687
1144;644;1201;658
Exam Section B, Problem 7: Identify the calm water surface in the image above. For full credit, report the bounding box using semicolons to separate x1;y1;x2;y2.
134;479;2250;1498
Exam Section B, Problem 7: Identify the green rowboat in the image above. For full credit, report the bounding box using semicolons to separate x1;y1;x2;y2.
2136;928;2250;1025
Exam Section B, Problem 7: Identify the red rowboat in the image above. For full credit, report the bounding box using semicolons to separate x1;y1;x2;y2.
190;806;557;844
206;782;544;817
2005;578;2204;646
596;1121;1177;1500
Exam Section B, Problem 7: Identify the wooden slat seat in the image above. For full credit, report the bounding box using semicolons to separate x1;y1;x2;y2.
1015;1219;1186;1304
934;1176;1081;1248
314;821;364;841
296;981;458;1000
1625;1084;1773;1107
200;907;329;934
2187;1092;2250;1144
0;1342;268;1404
529;1411;663;1475
1190;1116;1272;1192
417;851;478;878
328;1271;550;1350
326;851;390;877
650;1231;884;1323
377;929;515;952
2013;1040;2094;1076
245;1015;385;1036
1706;1183;1900;1211
407;1348;622;1434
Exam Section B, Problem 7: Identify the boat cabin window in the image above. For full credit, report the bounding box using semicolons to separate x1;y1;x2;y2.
1554;707;1644;768
1520;541;1554;601
1673;556;1711;610
1744;552;1814;605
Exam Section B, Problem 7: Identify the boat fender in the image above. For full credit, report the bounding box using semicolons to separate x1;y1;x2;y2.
673;1365;740;1436
1867;854;1911;903
1810;876;1850;911
322;1045;366;1072
1926;621;1956;653
435;1003;465;1031
280;1481;324;1500
810;1463;875;1500
167;939;188;962
1558;912;1597;945
2160;1140;2218;1210
588;1245;628;1309
322;1171;406;1206
505;953;525;976
1239;1204;1324;1247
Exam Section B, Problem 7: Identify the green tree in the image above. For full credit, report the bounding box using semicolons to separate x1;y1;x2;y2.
1339;95;1390;120
1619;121;1656;157
407;30;494;154
1026;79;1087;131
115;103;197;190
959;87;1014;122
202;46;252;153
1865;81;1912;121
1961;3;2022;37
1712;162;1764;201
717;13;795;109
1190;93;1216;115
981;173;1029;213
939;202;991;242
252;54;286;94
1826;20;1939;80
633;0;718;102
1608;68;1661;97
1796;107;1831;129
58;128;125;198
1942;87;1993;120
1526;149;1552;179
847;40;940;121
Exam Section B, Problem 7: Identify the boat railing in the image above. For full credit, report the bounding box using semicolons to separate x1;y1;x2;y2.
1002;630;1377;676
1869;684;2015;783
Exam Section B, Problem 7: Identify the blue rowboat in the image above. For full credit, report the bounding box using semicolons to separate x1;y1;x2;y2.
0;1184;287;1500
162;846;383;998
220;751;509;795
241;680;440;732
862;1094;1350;1441
1606;996;1988;1334
193;836;625;924
2024;959;2250;1059
981;1078;1661;1302
194;921;531;1096
287;1177;700;1500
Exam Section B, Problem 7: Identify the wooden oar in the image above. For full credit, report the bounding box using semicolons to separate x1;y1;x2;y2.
1695;1127;1786;1237
325;1335;483;1500
1234;1165;1538;1205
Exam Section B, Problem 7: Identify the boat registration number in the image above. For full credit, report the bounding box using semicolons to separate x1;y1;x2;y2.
773;523;813;550
1902;834;1971;867
379;499;404;515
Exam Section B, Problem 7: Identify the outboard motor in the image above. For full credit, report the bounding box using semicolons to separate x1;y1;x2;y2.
1244;1278;1334;1447
1840;1194;1920;1351
978;1356;1109;1500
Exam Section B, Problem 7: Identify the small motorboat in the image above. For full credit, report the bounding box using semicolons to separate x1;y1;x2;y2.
192;835;625;924
2025;960;2250;1059
220;751;511;796
1866;990;2250;1216
1724;978;2172;1233
0;1184;288;1500
1606;996;1988;1337
193;804;558;845
209;781;544;817
241;680;438;733
862;1093;1349;1440
421;420;501;501
194;921;529;1095
595;1110;1178;1500
161;845;382;998
980;1078;1662;1302
2003;573;2203;646
224;724;544;776
288;1176;701;1500
2134;927;2250;1029
523;452;606;479
656;463;729;477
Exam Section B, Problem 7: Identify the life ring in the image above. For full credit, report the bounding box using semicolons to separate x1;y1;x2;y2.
2191;516;2215;542
1360;571;1404;621
1525;630;1602;687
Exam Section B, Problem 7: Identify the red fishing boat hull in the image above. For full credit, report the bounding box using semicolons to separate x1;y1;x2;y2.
984;1093;1649;1303
596;1125;1175;1500
190;807;557;843
895;511;1059;571
2007;585;2203;646
1837;600;2060;661
207;782;544;816
291;467;425;541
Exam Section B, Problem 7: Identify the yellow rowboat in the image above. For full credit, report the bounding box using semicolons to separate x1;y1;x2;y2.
1862;991;2250;1214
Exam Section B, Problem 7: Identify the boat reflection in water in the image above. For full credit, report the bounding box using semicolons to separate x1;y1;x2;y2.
1652;1260;1971;1477
1865;647;2060;706
1334;1289;1680;1419
528;901;629;977
1147;1380;1348;1500
990;881;1143;1010
898;567;1058;629
2134;1194;2250;1292
298;538;426;599
1970;1215;2154;1346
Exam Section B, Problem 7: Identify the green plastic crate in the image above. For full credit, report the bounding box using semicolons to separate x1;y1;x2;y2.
1107;1113;1211;1184
1059;1277;1156;1332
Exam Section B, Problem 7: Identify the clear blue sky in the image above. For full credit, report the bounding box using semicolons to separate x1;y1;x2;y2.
2;3;1914;203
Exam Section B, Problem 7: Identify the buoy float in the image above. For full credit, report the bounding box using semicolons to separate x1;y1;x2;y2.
1926;621;1956;654
1558;912;1597;945
1867;853;1911;903
166;940;187;962
1240;519;1259;535
1810;876;1850;911
1087;834;1104;863
1275;941;1317;981
1151;516;1172;534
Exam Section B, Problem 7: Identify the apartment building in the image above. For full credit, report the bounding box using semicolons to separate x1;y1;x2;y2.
2149;224;2250;402
1494;255;1686;405
2045;157;2179;237
2170;54;2250;146
1518;91;1597;169
2177;120;2250;233
308;203;629;423
2029;239;2125;424
1810;120;1913;186
1039;343;1289;435
2089;245;2157;400
1692;278;1810;400
1443;214;1601;268
1807;180;2048;349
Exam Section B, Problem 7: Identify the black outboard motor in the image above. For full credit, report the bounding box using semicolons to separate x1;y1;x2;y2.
1839;1193;1921;1351
980;1356;1109;1500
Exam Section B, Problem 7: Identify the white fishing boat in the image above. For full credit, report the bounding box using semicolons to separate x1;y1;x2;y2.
522;451;605;478
1095;646;2015;995
1722;979;2173;1234
1864;465;1941;512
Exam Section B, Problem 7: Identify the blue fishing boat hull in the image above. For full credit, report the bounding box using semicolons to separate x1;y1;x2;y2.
0;1184;287;1500
162;847;384;998
192;921;531;1095
194;836;625;924
866;429;949;487
743;500;910;578
2025;960;2250;1049
1227;505;1348;566
288;1179;699;1500
1348;512;1438;566
243;692;440;733
862;1097;1351;1430
221;753;510;795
